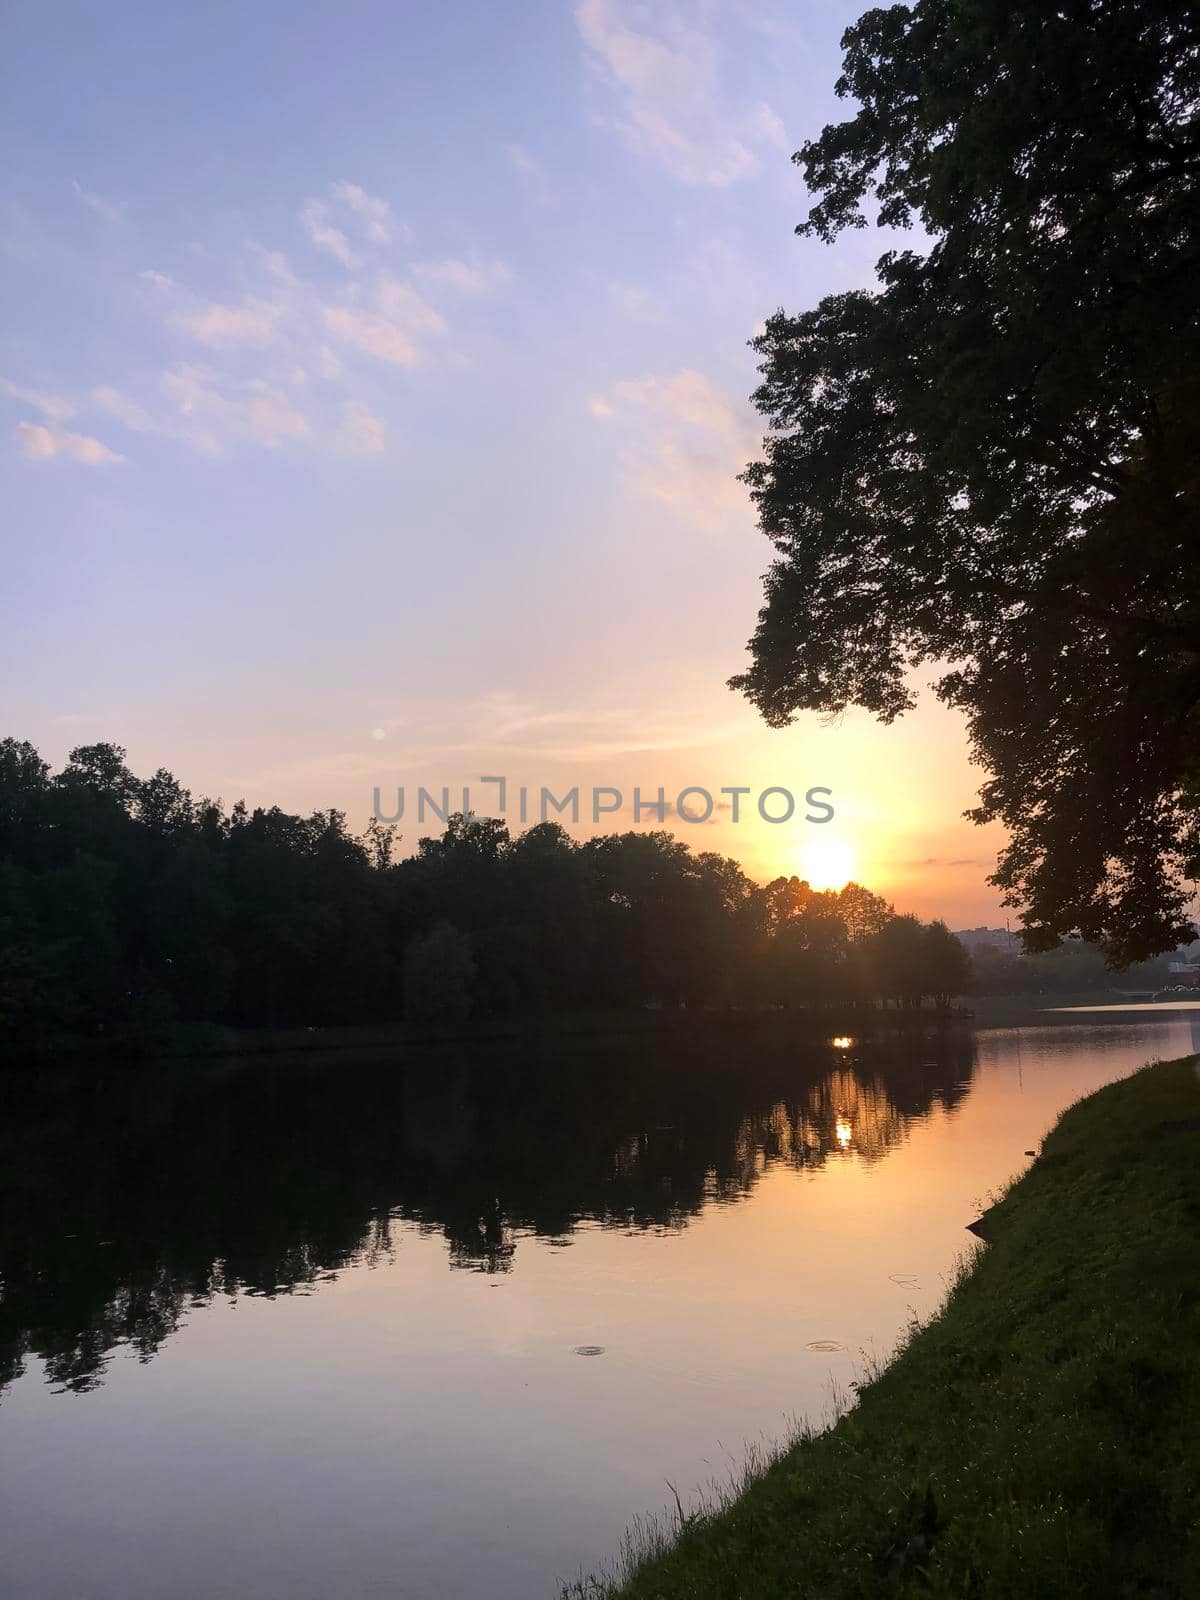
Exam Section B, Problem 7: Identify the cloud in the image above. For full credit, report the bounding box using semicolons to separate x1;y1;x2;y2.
608;281;654;318
331;181;395;243
159;365;308;453
746;101;788;150
91;368;309;456
337;399;385;453
301;182;399;268
612;368;743;433
17;421;124;464
176;298;279;346
72;179;122;223
92;386;154;431
448;690;748;762
301;200;359;269
317;344;345;380
620;796;720;825
595;367;759;534
324;276;445;366
143;272;279;348
322;307;415;366
91;184;503;459
411;255;512;296
575;0;784;186
0;376;75;423
897;856;992;870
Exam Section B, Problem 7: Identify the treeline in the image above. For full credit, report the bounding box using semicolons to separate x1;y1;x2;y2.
0;740;971;1055
968;940;1174;997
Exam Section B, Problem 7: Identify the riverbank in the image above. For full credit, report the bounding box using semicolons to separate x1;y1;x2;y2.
570;1055;1200;1599
965;988;1157;1027
15;1003;976;1067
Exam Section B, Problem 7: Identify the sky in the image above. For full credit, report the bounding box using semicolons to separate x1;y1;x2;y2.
0;0;1009;926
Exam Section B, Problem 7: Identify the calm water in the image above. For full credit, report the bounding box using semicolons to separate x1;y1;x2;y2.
2;1008;1197;1599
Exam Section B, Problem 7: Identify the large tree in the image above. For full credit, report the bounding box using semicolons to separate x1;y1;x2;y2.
732;0;1200;963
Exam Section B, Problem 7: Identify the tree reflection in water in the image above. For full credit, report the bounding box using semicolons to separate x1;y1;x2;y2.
0;1021;974;1395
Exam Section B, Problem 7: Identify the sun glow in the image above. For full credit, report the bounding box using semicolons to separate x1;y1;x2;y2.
797;836;856;891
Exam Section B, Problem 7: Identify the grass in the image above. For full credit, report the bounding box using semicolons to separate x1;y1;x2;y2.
565;1055;1200;1599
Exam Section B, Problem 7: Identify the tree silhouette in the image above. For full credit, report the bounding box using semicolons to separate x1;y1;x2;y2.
404;920;477;1024
0;737;976;1056
731;0;1200;963
924;920;974;1010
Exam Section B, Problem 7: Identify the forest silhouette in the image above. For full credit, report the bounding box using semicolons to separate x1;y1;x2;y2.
0;738;973;1056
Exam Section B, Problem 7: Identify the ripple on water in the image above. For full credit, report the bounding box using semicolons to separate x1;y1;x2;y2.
573;1345;606;1357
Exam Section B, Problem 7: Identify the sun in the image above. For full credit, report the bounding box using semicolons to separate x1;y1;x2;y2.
797;835;856;891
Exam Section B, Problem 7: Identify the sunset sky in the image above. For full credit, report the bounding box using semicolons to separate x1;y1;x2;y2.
0;0;1008;925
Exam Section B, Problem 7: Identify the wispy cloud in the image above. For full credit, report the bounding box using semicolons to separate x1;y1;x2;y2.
337;399;385;453
612;368;743;433
90;182;505;458
323;275;446;366
896;856;992;870
411;255;512;296
16;420;124;464
72;178;122;223
331;181;396;243
1;376;75;424
92;386;154;432
301;199;359;269
575;0;787;187
301;181;399;268
3;371;125;462
451;689;748;761
158;365;308;454
607;281;655;318
93;368;308;455
594;367;760;533
175;297;280;346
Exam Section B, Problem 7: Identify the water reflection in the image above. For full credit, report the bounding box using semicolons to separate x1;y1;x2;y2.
0;1022;974;1396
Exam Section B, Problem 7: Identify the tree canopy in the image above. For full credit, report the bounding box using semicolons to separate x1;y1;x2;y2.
0;737;971;1057
731;0;1200;963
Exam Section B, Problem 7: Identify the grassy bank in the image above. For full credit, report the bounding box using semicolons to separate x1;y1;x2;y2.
571;1055;1200;1599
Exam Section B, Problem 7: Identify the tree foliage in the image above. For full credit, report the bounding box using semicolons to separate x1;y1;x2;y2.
731;0;1200;963
0;738;971;1056
403;920;477;1026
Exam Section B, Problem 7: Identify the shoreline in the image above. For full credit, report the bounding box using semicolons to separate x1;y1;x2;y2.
9;989;1179;1069
9;1004;980;1069
567;1055;1200;1599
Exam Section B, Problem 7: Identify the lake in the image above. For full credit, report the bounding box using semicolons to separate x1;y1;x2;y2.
2;1005;1197;1599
